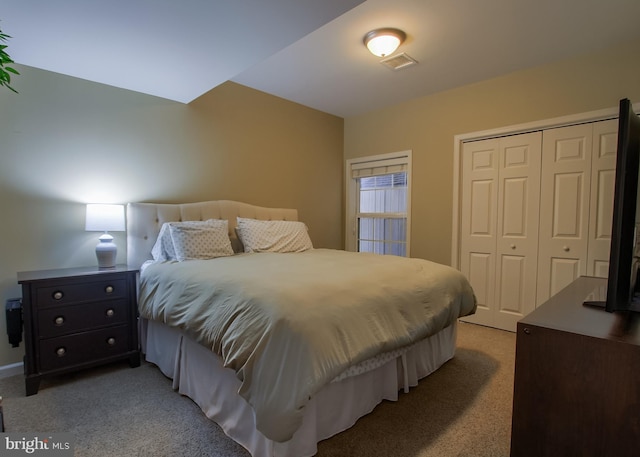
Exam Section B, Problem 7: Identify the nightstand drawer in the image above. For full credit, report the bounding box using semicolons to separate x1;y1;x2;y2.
37;299;129;338
39;325;130;372
35;278;127;307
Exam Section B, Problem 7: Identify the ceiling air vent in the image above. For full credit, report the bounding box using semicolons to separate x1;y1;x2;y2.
380;52;417;71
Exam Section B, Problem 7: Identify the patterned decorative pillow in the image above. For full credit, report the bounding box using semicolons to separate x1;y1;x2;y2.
168;219;234;262
151;219;232;262
236;217;313;253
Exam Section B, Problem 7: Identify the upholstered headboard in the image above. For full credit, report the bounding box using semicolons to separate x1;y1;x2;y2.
126;200;298;269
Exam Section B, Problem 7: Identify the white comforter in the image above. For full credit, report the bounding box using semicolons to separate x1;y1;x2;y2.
138;249;476;442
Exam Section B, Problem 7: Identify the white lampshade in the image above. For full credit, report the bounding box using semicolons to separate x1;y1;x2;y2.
85;204;125;269
363;28;406;57
85;204;125;232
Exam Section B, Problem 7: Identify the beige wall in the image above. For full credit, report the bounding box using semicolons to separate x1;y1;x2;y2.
0;68;344;367
344;38;640;266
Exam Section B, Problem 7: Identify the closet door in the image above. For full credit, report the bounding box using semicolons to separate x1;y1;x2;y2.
536;120;618;304
460;132;542;331
460;139;499;328
458;117;618;330
536;124;593;305
588;119;618;277
493;133;542;331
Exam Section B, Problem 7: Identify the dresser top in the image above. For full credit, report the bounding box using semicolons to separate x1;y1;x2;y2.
17;265;138;283
520;276;640;346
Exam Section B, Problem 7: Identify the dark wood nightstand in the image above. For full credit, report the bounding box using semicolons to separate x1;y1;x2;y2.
17;265;141;396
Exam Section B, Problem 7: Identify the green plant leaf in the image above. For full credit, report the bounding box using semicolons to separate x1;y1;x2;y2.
0;21;19;92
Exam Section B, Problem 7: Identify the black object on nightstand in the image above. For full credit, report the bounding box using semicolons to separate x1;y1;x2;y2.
17;265;141;396
5;297;23;347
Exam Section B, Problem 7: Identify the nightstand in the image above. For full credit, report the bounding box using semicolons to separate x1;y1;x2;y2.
17;265;141;396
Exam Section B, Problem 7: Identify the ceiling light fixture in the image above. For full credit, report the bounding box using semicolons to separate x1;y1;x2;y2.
363;28;406;57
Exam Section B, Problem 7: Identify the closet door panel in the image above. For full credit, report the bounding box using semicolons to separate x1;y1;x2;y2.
497;255;526;312
588;119;618;277
460;140;499;328
537;124;593;305
548;257;581;297
466;253;493;311
494;133;542;331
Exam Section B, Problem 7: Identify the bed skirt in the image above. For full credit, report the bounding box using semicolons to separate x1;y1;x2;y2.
140;318;457;457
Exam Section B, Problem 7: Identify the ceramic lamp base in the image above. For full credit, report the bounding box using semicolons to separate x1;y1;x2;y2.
96;233;117;269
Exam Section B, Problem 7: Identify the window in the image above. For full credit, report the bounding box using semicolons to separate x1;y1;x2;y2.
346;151;411;256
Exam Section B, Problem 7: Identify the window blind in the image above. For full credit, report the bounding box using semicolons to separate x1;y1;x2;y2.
350;157;408;178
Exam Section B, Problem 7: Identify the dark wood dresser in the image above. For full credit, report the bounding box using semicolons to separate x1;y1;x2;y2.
510;276;640;457
18;265;140;395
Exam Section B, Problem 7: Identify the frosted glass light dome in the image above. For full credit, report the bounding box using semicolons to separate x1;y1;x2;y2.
363;28;406;57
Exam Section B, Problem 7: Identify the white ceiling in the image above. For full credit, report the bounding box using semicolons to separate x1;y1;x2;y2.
3;0;640;118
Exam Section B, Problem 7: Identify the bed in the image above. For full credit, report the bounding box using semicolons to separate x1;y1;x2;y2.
127;200;476;457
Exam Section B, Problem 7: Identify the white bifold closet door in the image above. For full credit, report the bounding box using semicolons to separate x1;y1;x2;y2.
460;132;542;332
536;120;618;305
459;119;618;332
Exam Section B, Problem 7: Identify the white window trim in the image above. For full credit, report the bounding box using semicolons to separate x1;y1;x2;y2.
345;150;412;255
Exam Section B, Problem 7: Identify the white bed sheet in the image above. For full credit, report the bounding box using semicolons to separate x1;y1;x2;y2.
141;317;457;457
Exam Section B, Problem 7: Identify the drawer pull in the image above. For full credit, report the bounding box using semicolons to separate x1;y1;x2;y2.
56;347;66;357
54;316;65;325
105;285;114;294
107;337;116;346
106;309;115;317
52;291;64;300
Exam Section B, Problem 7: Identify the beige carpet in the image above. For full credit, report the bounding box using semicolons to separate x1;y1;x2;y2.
0;322;516;456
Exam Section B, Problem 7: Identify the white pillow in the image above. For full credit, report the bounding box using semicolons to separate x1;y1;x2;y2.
169;220;234;261
236;218;313;253
151;223;177;262
151;219;232;262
